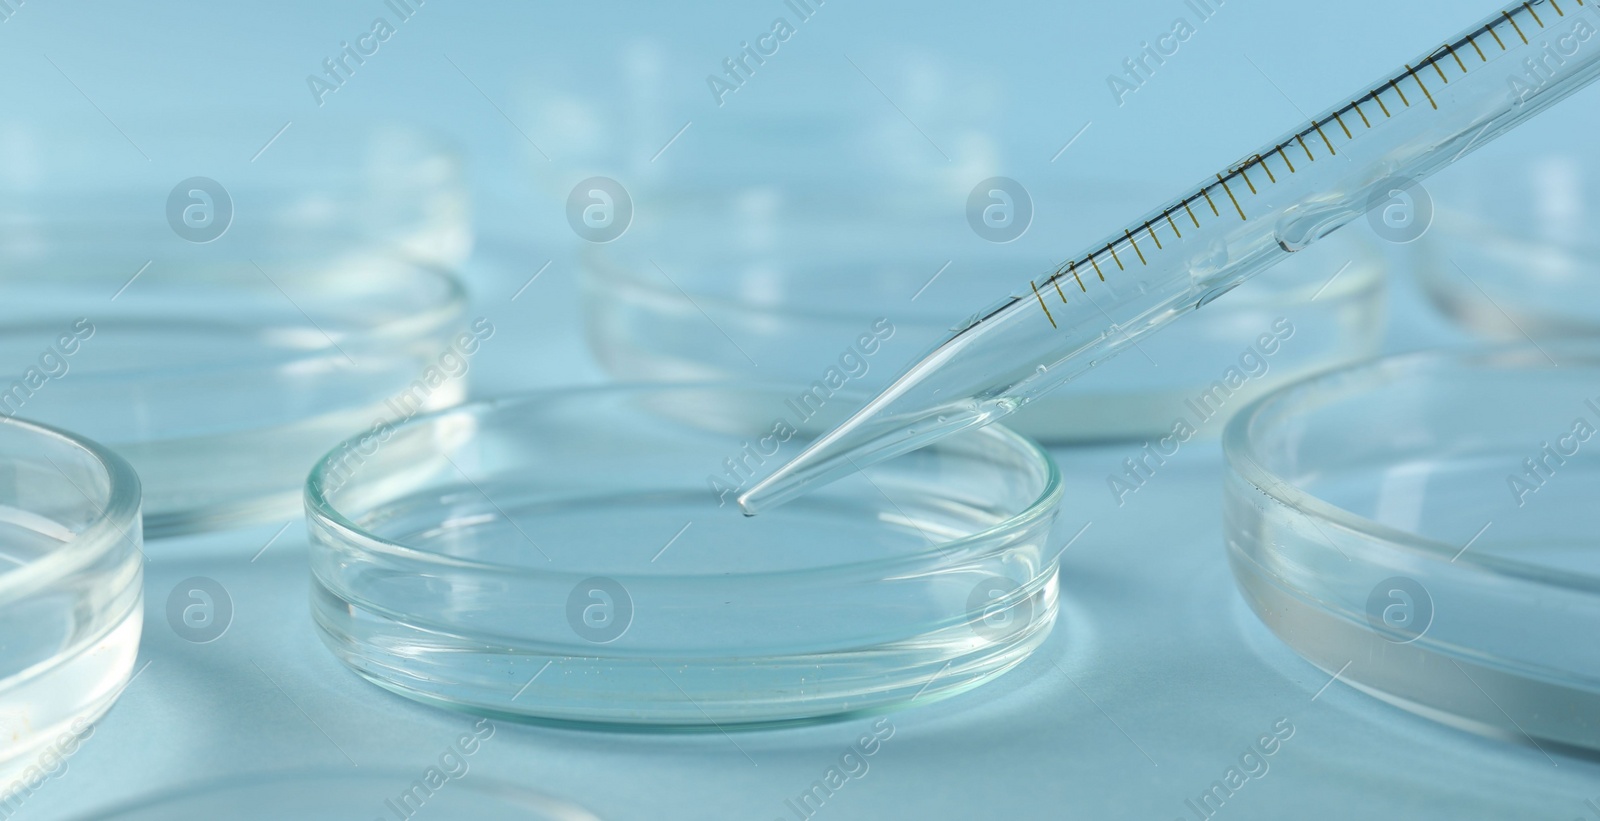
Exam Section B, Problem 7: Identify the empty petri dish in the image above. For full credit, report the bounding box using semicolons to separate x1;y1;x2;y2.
307;384;1063;728
582;179;1385;442
0;254;469;537
1415;151;1600;339
0;416;142;777
1225;346;1600;750
0;117;472;269
69;771;600;820
0;114;476;537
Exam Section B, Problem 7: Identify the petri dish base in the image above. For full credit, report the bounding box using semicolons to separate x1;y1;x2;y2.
0;417;142;777
306;385;1063;729
1225;347;1600;751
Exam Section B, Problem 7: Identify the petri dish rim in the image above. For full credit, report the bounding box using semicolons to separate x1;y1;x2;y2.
582;194;1387;445
0;254;472;537
3;256;468;384
1224;345;1600;595
583;235;1378;328
0;414;141;602
304;382;1064;582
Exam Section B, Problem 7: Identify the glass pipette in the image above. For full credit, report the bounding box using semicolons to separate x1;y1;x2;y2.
740;0;1600;514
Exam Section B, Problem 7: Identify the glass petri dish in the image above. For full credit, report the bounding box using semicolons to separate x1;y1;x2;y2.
1414;151;1600;339
306;384;1063;729
1225;346;1600;750
582;180;1385;442
0;115;475;537
0;117;472;269
69;771;600;820
0;416;142;777
0;254;469;537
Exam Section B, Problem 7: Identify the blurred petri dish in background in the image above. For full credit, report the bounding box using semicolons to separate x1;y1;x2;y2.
582;179;1385;442
69;771;600;820
0;255;469;537
0;117;476;537
1415;152;1600;339
0;416;141;779
0;117;472;269
1225;347;1600;751
306;384;1063;729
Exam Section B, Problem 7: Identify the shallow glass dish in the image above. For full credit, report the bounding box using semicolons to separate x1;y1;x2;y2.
307;384;1063;729
70;771;599;820
1415;151;1600;339
0;417;142;777
583;180;1385;442
0;116;472;269
0;255;468;537
1225;347;1600;750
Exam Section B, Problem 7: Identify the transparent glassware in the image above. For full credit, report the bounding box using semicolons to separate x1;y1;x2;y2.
1225;346;1600;751
0;255;468;537
1416;151;1600;339
0;117;476;537
0;117;472;269
582;180;1384;443
737;1;1600;512
0;416;141;778
306;384;1063;728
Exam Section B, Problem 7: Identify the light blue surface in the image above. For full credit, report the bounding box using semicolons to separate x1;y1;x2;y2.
7;0;1600;817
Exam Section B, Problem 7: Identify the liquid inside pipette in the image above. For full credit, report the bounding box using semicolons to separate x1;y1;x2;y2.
739;0;1600;515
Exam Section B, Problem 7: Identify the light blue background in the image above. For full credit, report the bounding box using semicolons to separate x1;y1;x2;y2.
6;0;1600;817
